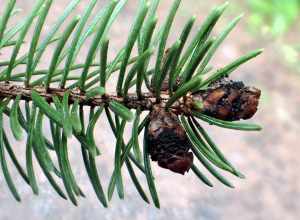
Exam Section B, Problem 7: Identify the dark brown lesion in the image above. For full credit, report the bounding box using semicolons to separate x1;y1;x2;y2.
145;77;261;174
192;78;261;121
147;106;194;175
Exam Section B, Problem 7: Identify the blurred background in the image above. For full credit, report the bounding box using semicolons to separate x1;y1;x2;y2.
0;0;300;219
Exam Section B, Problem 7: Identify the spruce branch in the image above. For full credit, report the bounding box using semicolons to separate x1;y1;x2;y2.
0;82;261;124
0;0;263;208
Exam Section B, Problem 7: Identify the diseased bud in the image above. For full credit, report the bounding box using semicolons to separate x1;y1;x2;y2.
192;78;261;121
146;106;193;175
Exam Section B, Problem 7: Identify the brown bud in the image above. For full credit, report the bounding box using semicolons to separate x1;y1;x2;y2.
192;78;261;121
146;106;193;175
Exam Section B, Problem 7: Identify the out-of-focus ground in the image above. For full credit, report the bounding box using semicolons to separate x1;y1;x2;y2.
0;0;300;220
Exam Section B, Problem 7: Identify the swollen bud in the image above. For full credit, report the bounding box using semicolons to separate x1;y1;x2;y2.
146;106;193;175
192;78;261;121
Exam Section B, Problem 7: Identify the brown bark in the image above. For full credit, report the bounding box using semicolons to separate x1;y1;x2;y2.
0;78;261;121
